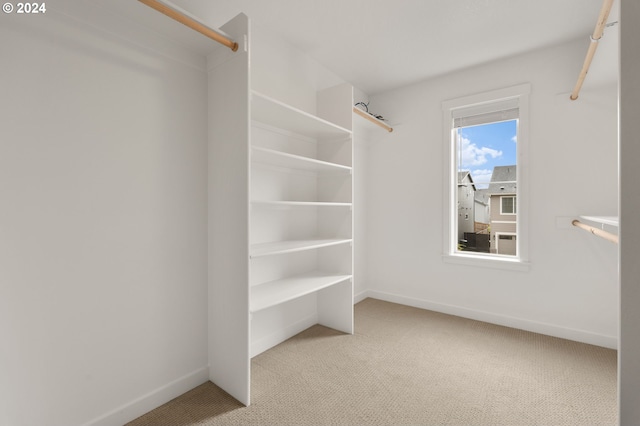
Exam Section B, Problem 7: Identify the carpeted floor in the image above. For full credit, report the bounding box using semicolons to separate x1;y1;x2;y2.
127;298;617;425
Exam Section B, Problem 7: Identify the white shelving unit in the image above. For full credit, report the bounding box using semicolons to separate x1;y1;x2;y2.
250;272;352;313
208;14;354;406
252;200;352;208
250;239;352;258
253;91;351;138
252;146;352;173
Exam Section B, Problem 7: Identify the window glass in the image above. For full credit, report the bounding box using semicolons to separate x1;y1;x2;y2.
501;196;516;215
455;119;518;256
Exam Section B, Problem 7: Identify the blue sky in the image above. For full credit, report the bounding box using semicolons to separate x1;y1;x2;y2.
456;119;517;188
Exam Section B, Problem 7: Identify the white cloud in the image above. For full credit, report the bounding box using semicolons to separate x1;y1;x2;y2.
471;169;493;188
459;136;502;167
511;135;517;143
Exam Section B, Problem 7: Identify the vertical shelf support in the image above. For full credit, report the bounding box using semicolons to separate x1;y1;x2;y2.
207;13;250;406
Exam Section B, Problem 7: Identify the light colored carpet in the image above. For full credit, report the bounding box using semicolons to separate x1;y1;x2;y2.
127;298;617;425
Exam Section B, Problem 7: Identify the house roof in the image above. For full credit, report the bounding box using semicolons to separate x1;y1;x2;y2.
487;165;517;194
457;171;476;191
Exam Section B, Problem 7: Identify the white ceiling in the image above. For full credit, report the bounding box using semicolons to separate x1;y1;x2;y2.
97;0;620;95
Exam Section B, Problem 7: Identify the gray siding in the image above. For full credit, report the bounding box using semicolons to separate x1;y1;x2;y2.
489;194;516;254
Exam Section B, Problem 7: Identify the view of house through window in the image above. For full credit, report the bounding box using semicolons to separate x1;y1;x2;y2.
455;118;518;256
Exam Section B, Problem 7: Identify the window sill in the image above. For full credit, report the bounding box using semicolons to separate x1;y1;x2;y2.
442;253;530;272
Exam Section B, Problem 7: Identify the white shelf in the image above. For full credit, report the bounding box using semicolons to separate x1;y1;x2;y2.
250;239;352;258
252;146;352;173
250;272;352;313
579;216;619;227
252;91;352;139
252;200;352;208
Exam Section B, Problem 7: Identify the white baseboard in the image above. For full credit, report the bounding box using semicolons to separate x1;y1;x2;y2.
362;289;618;349
354;289;369;304
83;366;209;426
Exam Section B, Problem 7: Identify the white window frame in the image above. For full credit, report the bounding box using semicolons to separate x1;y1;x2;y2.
441;84;530;271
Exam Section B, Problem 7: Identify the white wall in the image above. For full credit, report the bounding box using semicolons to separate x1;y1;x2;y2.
364;38;619;348
251;23;347;115
0;6;208;426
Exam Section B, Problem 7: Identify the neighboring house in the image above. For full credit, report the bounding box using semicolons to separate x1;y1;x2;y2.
474;190;491;227
487;165;517;255
457;171;476;242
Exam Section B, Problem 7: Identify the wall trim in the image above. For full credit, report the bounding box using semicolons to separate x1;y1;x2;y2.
354;289;369;304
82;367;209;426
361;289;617;349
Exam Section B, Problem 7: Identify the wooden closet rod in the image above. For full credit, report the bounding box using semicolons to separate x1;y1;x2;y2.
138;0;238;52
572;219;619;244
353;107;393;132
570;0;615;100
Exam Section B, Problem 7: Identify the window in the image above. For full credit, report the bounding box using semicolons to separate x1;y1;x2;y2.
442;84;530;270
501;196;516;215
